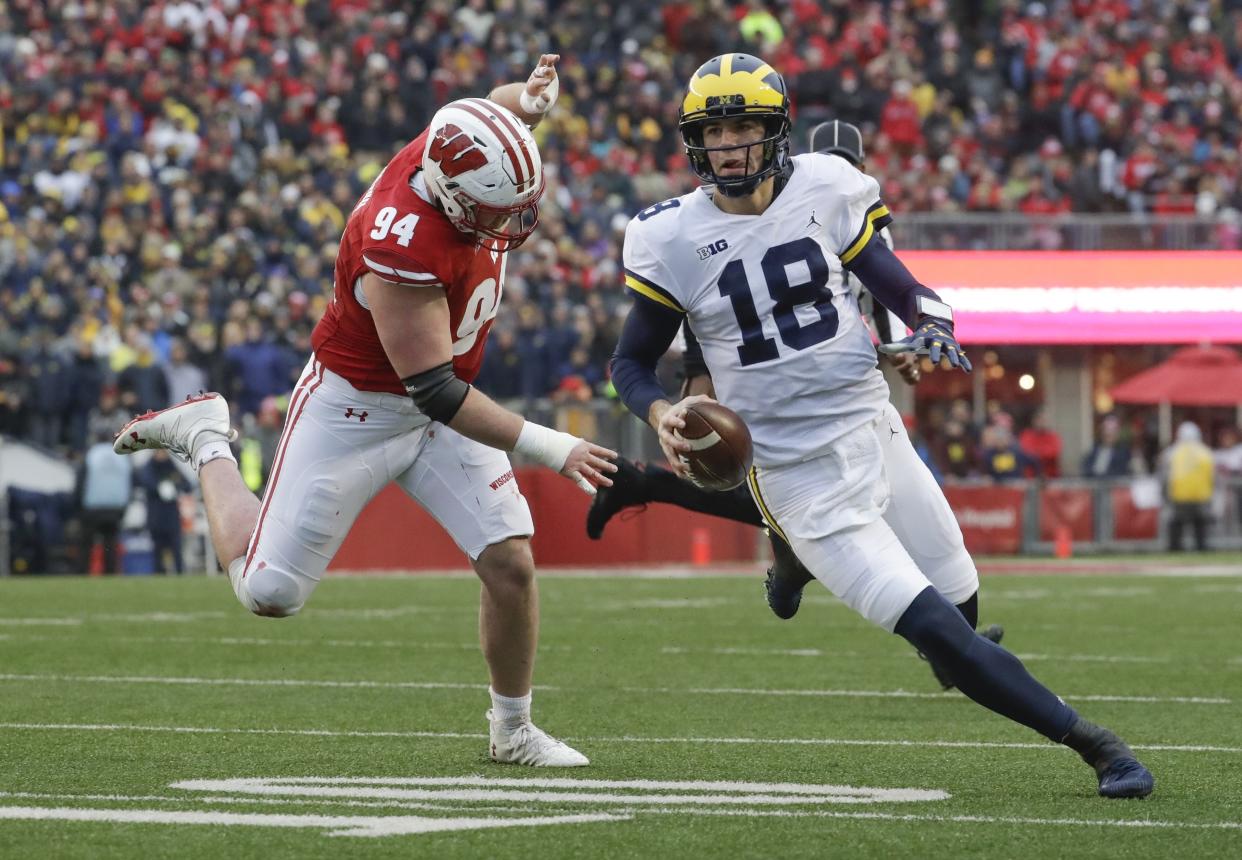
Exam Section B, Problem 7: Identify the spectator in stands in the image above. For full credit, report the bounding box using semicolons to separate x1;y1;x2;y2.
981;420;1040;483
934;418;978;480
1213;425;1242;530
5;0;1242;471
163;338;208;402
1162;421;1215;552
77;429;133;574
1081;414;1131;478
1019;407;1063;477
137;449;191;575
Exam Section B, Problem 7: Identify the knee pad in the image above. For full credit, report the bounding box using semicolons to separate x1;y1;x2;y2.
228;557;305;618
894;586;975;663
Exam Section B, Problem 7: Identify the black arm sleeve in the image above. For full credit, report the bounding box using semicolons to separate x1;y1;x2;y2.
844;239;943;330
610;294;685;422
681;321;708;379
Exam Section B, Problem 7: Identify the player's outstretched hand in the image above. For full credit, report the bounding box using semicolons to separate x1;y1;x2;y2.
522;53;560;112
561;439;618;496
879;318;972;372
886;351;922;385
655;394;716;479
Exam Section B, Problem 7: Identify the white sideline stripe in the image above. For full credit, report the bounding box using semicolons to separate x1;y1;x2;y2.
0;673;1226;704
0;806;625;838
2;722;1238;754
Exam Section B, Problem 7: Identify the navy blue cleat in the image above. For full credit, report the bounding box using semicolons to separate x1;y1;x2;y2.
1064;717;1155;799
586;458;648;540
1097;757;1155;799
763;530;815;620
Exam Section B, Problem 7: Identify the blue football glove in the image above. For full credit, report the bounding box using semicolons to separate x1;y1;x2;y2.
878;318;972;372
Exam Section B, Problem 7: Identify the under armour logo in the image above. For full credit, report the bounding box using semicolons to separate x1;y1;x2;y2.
345;408;369;422
806;210;821;229
888;424;899;440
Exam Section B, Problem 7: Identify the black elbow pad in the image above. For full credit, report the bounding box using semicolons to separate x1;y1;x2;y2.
401;361;471;424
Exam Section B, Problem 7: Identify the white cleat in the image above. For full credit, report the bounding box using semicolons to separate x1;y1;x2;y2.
113;392;237;465
487;710;590;767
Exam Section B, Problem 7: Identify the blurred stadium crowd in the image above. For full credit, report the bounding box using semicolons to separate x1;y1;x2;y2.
3;0;1242;469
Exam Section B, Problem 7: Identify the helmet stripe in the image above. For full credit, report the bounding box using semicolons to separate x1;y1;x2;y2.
456;99;532;189
465;98;537;186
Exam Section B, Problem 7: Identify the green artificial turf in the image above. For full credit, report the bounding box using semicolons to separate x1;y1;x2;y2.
1;562;1239;858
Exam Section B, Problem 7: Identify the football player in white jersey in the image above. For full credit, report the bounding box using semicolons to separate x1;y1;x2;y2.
610;52;1152;799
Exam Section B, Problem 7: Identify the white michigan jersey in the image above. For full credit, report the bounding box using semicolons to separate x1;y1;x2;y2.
623;153;895;466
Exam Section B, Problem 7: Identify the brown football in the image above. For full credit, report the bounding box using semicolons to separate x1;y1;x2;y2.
677;402;754;491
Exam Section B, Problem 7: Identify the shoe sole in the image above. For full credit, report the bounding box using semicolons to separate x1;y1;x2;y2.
114;393;233;454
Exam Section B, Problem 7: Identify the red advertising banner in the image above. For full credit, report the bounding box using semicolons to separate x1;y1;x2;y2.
1038;486;1094;542
901;251;1242;345
942;485;1027;555
1110;486;1160;541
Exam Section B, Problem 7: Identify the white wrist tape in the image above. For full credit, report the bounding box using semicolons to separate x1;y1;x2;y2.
518;69;559;115
513;420;579;472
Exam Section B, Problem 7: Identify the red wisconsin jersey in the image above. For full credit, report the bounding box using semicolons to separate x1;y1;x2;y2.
311;130;507;394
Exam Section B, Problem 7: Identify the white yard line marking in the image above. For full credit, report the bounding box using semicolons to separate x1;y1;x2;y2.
625;685;1229;705
0;806;625;838
0;634;1182;666
0;674;485;691
1011;653;1170;664
640;808;1242;831
597;598;738;610
661;646;831;658
0;673;1224;704
1;722;1237;754
0;617;83;627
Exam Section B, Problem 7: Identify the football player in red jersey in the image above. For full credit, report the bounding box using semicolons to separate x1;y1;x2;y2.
115;55;615;767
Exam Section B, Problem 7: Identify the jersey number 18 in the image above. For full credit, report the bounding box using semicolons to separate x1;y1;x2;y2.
717;237;839;366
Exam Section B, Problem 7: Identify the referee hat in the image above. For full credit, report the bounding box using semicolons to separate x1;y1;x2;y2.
808;120;864;166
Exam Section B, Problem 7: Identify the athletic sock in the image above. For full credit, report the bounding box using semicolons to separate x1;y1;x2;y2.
489;688;531;728
896;587;1077;742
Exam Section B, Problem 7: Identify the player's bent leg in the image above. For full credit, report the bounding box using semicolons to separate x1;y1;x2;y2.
227;555;311;618
893;587;1154;798
234;359;424;618
587;458;765;539
113;392;256;568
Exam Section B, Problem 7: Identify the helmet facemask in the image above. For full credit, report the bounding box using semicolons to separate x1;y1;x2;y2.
680;113;790;197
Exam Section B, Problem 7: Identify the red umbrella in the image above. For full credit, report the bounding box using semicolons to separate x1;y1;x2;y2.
1110;345;1242;406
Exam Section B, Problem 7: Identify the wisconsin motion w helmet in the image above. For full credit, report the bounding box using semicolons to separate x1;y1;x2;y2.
678;53;790;196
